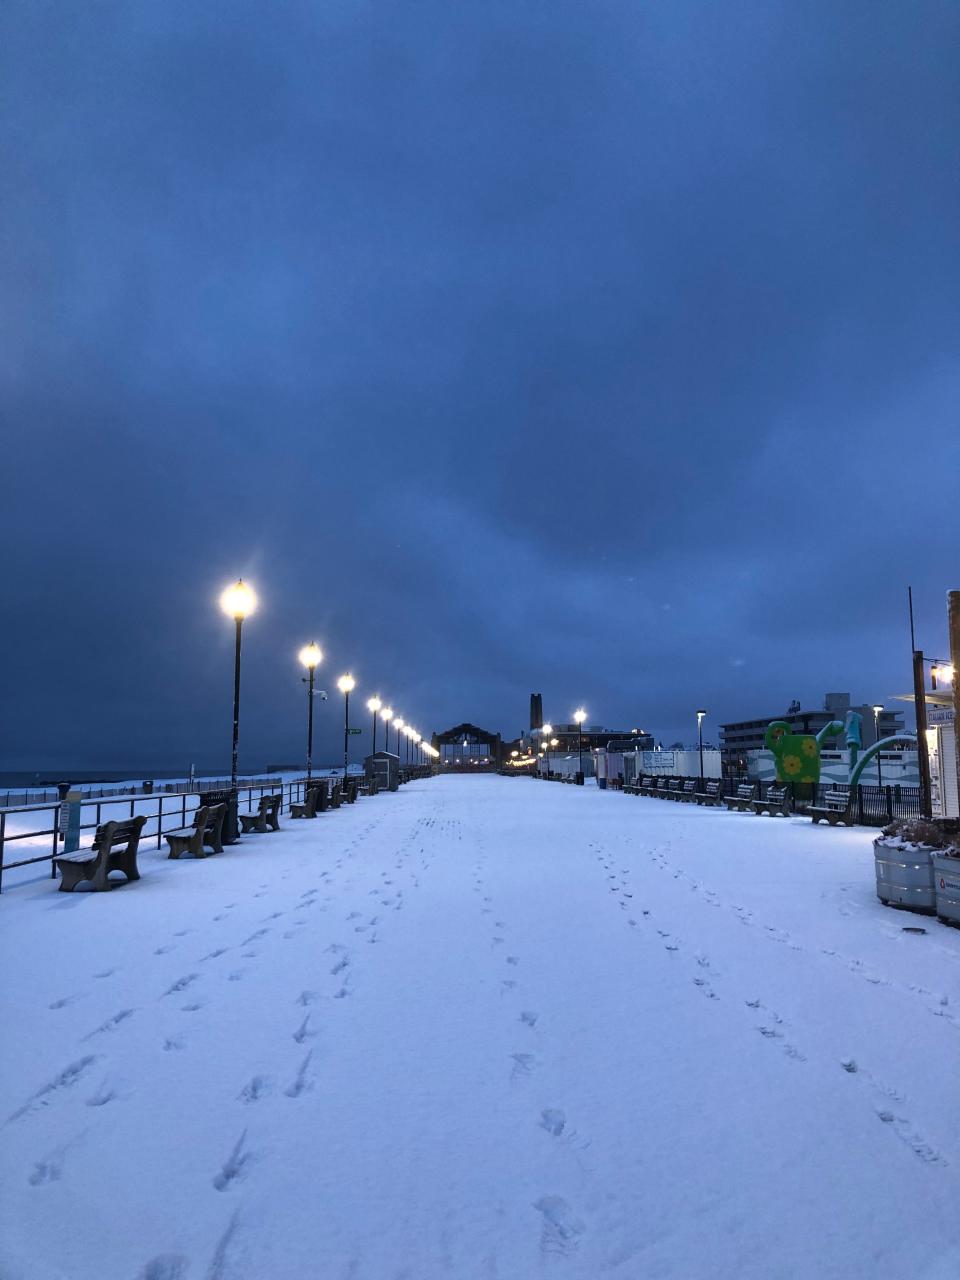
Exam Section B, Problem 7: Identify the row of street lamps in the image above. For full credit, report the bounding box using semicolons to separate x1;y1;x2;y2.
220;580;437;805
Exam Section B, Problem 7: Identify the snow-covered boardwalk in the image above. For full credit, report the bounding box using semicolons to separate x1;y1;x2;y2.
2;776;959;1279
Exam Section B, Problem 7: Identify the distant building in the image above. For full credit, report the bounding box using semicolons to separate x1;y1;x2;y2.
720;692;903;773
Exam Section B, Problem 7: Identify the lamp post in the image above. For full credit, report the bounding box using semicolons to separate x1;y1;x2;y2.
542;723;553;778
298;643;323;781
395;717;405;755
696;709;707;782
337;674;356;782
219;579;257;842
367;695;382;755
573;708;587;783
381;706;393;754
872;704;884;788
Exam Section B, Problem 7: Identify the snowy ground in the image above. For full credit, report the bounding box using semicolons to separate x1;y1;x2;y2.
1;776;959;1279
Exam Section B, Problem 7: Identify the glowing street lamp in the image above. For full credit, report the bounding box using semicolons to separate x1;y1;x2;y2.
394;717;405;755
872;704;884;788
367;695;382;754
219;579;257;841
337;674;356;782
381;706;393;753
298;643;323;781
696;709;707;782
573;708;587;781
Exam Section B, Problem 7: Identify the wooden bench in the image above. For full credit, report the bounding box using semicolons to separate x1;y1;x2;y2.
238;793;282;834
655;778;671;798
696;780;723;806
809;789;857;826
165;803;227;859
291;784;323;819
667;779;683;800
678;780;699;802
751;784;791;817
56;816;147;892
725;783;757;812
639;776;658;797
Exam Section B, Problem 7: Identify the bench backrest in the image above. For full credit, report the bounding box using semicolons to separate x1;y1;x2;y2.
258;793;282;812
203;803;226;830
737;784;754;798
767;786;788;800
93;815;147;849
705;781;721;794
682;781;696;793
657;778;669;790
824;791;851;809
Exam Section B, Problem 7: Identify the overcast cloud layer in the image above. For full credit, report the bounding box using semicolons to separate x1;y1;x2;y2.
2;0;958;772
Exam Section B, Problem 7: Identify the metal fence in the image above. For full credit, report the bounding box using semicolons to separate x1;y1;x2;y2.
0;775;281;809
0;779;318;893
616;772;922;827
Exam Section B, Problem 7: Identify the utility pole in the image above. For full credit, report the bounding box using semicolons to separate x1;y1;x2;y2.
949;590;960;810
913;649;933;819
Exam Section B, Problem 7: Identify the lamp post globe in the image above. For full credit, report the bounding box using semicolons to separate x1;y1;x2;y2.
298;643;323;781
219;579;257;842
337;674;356;782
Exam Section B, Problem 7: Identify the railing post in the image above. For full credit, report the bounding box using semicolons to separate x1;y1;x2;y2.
857;785;864;825
0;810;5;894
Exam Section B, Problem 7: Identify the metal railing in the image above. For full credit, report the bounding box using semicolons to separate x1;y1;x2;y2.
0;766;426;893
616;772;922;827
0;780;308;893
0;775;282;810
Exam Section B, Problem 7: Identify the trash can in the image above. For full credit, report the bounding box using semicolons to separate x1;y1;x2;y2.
200;788;238;844
873;835;936;913
933;853;960;925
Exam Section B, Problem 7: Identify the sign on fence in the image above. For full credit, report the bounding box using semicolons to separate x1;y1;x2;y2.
61;789;82;854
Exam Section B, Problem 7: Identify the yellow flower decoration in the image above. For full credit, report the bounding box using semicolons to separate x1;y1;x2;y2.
782;754;802;776
801;738;817;758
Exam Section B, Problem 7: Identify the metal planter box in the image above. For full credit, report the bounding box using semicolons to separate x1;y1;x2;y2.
873;837;936;913
933;853;960;925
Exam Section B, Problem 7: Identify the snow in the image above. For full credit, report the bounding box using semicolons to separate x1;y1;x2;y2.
1;775;959;1279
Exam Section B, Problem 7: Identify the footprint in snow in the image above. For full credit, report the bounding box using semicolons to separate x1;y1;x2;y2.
540;1109;566;1136
86;1078;119;1107
520;1011;539;1028
292;1016;313;1044
239;1075;273;1104
213;1130;252;1191
533;1196;584;1256
82;1009;136;1040
137;1254;189;1280
284;1052;313;1098
162;975;199;998
510;1053;536;1078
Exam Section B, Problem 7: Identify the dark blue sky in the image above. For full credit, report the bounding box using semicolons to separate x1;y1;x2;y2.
2;1;957;772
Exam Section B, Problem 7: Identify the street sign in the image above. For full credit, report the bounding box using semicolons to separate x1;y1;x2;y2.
348;728;362;735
